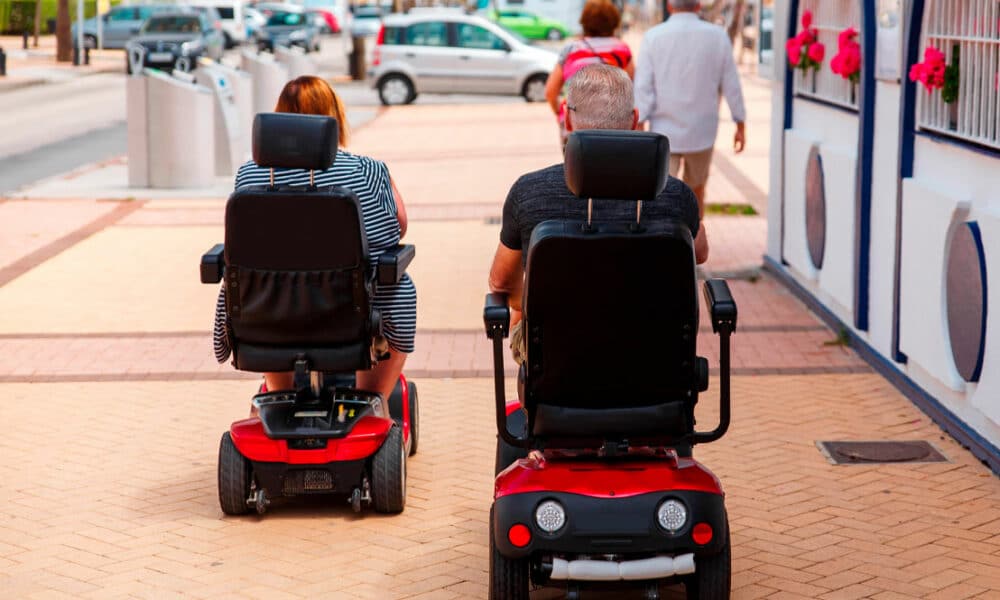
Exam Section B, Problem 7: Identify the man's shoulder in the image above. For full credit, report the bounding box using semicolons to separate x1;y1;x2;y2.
510;164;565;197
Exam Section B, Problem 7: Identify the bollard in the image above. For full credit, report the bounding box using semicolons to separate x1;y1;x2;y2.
84;46;90;65
73;45;80;66
0;47;6;77
350;35;366;81
22;30;29;50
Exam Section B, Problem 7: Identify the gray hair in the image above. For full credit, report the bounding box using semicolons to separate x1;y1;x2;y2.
668;0;700;9
565;64;635;131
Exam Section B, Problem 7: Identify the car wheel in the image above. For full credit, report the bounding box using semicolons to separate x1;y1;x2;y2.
223;32;234;49
546;28;563;41
522;73;547;103
84;34;97;49
378;74;416;106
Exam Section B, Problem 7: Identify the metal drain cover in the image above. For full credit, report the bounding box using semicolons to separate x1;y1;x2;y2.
817;441;948;465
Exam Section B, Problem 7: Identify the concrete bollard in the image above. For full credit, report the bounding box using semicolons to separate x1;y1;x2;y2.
22;30;28;50
0;47;6;77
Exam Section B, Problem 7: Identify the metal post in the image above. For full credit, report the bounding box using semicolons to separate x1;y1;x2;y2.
75;0;84;66
0;47;6;77
22;30;28;50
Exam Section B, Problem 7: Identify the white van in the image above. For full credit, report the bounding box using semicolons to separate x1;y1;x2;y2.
186;0;246;47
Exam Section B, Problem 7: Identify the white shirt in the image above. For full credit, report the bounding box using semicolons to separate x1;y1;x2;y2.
635;13;747;153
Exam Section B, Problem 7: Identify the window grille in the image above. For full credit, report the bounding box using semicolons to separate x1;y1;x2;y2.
793;0;862;110
917;0;1000;150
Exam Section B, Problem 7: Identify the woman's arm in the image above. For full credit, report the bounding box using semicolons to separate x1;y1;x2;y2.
391;177;408;238
545;64;564;116
625;57;635;79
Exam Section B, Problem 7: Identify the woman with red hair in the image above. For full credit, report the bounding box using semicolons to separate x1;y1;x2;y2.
213;76;415;403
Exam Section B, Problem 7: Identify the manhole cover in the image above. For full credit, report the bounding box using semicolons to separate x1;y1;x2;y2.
816;441;948;465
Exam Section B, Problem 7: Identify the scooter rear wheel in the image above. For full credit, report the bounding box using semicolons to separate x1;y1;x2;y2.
684;525;731;600
406;381;419;456
489;505;529;600
218;432;251;515
372;425;406;513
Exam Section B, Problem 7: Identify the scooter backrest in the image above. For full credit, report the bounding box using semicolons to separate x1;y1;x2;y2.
252;112;339;170
564;130;670;201
223;113;376;373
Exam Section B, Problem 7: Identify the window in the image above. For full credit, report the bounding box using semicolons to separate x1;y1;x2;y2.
917;0;1000;150
108;8;136;21
404;22;448;46
143;16;202;33
455;23;507;51
382;25;402;45
217;7;235;20
267;12;305;26
793;0;861;110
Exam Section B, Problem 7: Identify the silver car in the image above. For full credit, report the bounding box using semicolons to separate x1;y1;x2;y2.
72;4;175;49
369;13;556;105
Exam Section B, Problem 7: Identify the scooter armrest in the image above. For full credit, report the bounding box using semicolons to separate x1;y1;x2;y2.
377;244;415;285
702;279;737;334
201;243;225;284
484;293;510;338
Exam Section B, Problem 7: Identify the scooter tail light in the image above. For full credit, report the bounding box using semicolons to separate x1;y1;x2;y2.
692;523;713;545
508;524;531;548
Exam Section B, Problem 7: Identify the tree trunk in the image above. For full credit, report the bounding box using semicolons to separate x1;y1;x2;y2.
56;0;72;62
726;0;745;43
33;0;42;47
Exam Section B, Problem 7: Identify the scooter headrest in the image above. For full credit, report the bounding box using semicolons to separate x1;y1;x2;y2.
564;130;670;201
252;112;339;170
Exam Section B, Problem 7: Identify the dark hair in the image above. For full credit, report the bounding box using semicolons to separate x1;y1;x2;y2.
580;0;621;37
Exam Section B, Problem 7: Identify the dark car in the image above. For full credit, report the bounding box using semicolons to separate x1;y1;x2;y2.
126;11;225;73
256;10;321;52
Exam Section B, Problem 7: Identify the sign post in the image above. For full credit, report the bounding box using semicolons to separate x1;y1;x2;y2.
97;0;109;50
75;0;84;64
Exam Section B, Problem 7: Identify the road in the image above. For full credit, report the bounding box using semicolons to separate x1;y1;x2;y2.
0;35;541;195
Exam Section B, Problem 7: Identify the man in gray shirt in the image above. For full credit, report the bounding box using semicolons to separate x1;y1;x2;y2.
489;64;704;364
635;0;747;261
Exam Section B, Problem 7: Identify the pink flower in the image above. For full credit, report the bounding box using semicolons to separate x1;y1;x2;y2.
801;10;813;30
807;41;825;64
838;27;858;49
909;46;947;91
786;38;803;66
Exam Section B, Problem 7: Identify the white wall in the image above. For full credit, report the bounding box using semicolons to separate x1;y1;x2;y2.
782;100;859;324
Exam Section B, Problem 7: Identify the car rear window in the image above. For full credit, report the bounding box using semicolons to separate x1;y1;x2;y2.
403;21;447;46
143;16;202;33
382;25;402;45
267;12;305;26
217;7;234;19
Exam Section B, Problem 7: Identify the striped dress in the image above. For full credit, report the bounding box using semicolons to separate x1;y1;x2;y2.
213;150;417;363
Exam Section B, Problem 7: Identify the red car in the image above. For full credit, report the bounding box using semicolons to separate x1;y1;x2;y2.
306;8;339;33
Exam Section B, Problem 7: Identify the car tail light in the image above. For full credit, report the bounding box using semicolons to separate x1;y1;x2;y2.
376;24;385;45
507;524;531;548
692;523;713;545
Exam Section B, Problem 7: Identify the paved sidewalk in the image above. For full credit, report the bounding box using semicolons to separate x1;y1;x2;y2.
1;87;1000;600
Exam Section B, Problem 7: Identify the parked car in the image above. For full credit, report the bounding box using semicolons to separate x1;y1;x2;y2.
488;8;570;41
350;5;382;37
72;4;175;49
301;0;348;35
186;1;247;48
126;10;225;73
306;8;339;33
256;10;321;52
244;6;267;38
251;2;303;18
370;13;557;105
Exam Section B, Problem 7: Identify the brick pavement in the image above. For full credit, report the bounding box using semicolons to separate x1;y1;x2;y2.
2;88;1000;600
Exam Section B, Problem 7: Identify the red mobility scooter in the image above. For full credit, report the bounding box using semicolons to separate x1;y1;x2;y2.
201;113;418;516
485;130;737;599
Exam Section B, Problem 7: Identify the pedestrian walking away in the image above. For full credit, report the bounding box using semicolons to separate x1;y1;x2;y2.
634;0;747;262
544;0;634;148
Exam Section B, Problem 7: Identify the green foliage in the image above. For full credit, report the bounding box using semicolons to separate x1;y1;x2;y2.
942;44;960;104
823;328;851;347
706;203;759;216
0;0;116;34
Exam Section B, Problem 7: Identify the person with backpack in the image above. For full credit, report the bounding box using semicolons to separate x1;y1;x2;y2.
544;0;634;146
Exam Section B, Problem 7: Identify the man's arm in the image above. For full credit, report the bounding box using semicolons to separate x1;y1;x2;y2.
634;32;656;123
719;33;747;153
488;244;524;324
